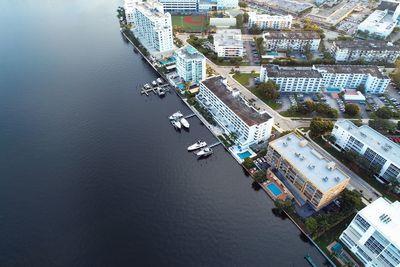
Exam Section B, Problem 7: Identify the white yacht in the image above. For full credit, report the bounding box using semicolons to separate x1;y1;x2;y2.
151;80;157;87
144;83;151;89
156;78;163;84
187;140;207;151
156;87;165;97
169;111;183;121
196;147;213;157
180;117;189;129
171;120;181;129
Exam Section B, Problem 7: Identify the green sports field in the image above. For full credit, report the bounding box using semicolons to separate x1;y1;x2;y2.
171;15;208;33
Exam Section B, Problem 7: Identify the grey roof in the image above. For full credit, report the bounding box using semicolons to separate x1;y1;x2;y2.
175;45;205;60
263;64;323;78
378;0;400;12
314;65;388;79
334;40;400;52
201;76;271;126
269;133;350;193
264;31;320;40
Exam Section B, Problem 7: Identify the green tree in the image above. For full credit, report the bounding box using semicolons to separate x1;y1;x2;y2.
375;107;393;119
236;14;243;28
243;12;249;23
345;103;361;117
238;1;248;8
305;217;318;233
309;117;334;137
303;43;312;61
243;158;255;169
249;24;262;34
256;80;279;100
368;119;396;134
340;189;362;212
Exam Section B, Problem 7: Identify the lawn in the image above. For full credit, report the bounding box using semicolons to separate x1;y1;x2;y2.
232;72;259;87
172;15;208;33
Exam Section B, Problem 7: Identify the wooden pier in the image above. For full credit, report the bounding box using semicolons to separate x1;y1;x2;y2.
184;113;196;119
139;83;170;96
209;142;222;148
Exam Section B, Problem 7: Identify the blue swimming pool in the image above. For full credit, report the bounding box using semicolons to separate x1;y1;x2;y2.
238;151;252;160
267;183;282;197
326;87;341;93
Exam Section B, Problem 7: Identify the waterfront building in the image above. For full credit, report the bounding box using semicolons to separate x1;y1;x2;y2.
263;31;320;52
213;29;244;58
266;133;350;211
159;0;238;13
132;0;174;56
340;197;400;267
259;64;390;94
215;0;239;10
247;12;292;30
124;0;139;23
174;45;206;85
332;120;400;183
197;76;273;147
357;1;400;39
331;40;400;64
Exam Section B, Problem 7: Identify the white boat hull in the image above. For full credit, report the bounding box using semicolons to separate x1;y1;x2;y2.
187;141;207;151
180;118;189;128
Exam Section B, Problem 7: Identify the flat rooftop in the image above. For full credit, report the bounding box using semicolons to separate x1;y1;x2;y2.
248;12;293;20
358;197;400;247
135;0;169;19
175;45;205;60
336;120;400;166
269;133;350;193
201;76;271;126
378;0;400;13
263;64;322;78
334;40;400;51
214;29;243;47
264;31;320;40
314;65;387;79
359;10;397;31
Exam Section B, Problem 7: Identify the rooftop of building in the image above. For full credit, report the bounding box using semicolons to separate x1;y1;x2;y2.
214;29;243;47
247;11;293;19
269;133;350;193
358;197;400;246
335;120;400;166
334;40;400;51
200;76;271;126
135;0;169;19
359;9;397;30
378;0;400;13
262;64;322;78
314;65;387;79
264;31;320;40
175;45;205;60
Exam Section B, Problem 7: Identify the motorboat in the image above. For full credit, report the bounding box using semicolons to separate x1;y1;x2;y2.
180;117;189;128
187;140;207;151
171;120;181;129
144;83;151;89
195;147;213;157
152;80;157;87
169;111;183;121
157;78;163;84
156;87;165;97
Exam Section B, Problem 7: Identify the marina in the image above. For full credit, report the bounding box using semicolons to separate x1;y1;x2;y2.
139;79;170;96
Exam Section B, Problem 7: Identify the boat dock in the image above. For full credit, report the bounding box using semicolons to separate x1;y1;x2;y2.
184;113;196;119
139;83;170;96
209;142;222;148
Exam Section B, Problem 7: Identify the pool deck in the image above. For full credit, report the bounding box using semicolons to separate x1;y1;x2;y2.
260;170;294;202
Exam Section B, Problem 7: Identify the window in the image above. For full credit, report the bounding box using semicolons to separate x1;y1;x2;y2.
354;215;370;232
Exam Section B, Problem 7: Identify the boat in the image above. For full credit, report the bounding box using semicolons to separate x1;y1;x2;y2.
187;140;207;151
195;147;213;157
169;111;183;121
144;83;151;89
156;87;165;97
151;80;157;87
171;120;181;129
156;78;163;84
304;255;317;267
180;117;190;128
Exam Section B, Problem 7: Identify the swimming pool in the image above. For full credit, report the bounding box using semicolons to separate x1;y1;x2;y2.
326;87;341;93
267;52;279;56
238;151;252;160
266;183;282;197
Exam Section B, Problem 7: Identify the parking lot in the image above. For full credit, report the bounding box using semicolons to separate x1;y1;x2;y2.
243;40;260;66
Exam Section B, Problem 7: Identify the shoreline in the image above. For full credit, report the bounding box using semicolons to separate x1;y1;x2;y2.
121;29;336;267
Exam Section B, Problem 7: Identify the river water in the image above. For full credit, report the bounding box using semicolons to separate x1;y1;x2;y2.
0;1;329;266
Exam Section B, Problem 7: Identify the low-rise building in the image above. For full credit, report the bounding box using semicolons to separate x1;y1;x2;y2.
197;76;274;147
132;0;174;56
331;40;400;63
259;64;390;94
248;12;292;30
174;45;206;85
213;29;244;58
266;133;350;211
332;120;400;182
159;0;238;13
357;1;400;39
263;31;320;52
340;197;400;267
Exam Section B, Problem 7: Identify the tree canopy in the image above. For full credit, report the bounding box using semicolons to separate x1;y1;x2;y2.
310;117;334;137
256;80;279;100
345;103;361;117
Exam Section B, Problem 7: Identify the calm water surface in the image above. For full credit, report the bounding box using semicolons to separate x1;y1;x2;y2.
0;1;329;266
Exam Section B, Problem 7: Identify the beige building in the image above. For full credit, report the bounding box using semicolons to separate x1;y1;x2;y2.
266;133;350;210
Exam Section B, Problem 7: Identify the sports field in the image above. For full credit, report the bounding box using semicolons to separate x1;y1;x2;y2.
171;15;207;33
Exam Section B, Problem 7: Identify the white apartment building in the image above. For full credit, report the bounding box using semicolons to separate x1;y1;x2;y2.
124;0;139;23
197;76;274;147
331;40;400;64
159;0;198;13
213;29;244;58
358;1;400;39
332;120;400;182
248;12;293;30
340;197;400;267
263;31;321;52
216;0;239;9
259;65;390;94
132;0;174;56
174;45;206;85
266;133;350;211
